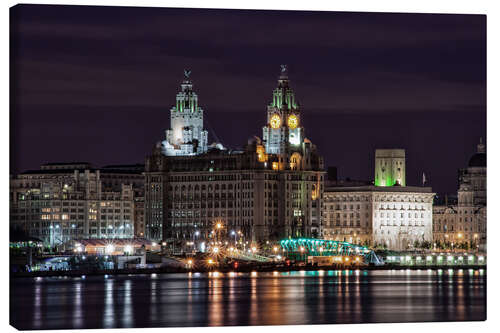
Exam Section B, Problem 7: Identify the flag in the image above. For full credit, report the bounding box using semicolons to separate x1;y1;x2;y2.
422;172;426;186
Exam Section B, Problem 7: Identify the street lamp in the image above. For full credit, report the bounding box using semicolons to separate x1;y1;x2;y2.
124;245;133;255
49;225;54;249
231;230;236;245
106;244;115;254
192;230;200;253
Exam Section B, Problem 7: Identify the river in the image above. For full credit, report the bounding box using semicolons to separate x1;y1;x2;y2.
10;269;486;330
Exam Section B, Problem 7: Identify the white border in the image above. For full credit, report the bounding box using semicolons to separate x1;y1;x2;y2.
2;1;498;333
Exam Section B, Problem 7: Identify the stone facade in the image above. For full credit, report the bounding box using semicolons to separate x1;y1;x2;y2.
10;163;144;246
433;138;487;250
134;192;145;238
323;149;435;251
323;186;434;250
144;66;325;244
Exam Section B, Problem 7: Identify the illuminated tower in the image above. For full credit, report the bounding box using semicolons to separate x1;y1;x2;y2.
162;70;208;156
262;65;303;155
374;149;406;186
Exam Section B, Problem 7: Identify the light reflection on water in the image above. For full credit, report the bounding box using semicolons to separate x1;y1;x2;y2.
11;269;486;330
103;279;114;328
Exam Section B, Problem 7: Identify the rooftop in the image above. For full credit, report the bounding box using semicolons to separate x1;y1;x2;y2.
325;185;434;194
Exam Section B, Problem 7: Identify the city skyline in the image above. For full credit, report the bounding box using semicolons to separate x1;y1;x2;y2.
9;5;487;330
10;5;486;195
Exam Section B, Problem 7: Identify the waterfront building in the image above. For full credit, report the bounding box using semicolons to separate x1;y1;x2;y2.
323;149;435;250
433;138;487;250
144;66;324;245
73;238;159;255
134;194;145;238
10;163;144;246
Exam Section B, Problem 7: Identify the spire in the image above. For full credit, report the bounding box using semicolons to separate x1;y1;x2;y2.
477;137;485;153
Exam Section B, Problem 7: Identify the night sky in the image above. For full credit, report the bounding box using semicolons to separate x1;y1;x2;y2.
10;4;486;195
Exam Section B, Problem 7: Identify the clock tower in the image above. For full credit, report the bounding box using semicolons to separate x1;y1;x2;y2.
262;65;304;156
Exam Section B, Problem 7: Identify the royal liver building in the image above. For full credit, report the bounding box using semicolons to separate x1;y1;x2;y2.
162;70;208;156
144;67;324;244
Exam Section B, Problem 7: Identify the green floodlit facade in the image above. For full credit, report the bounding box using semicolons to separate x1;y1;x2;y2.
374;174;393;187
374;149;406;187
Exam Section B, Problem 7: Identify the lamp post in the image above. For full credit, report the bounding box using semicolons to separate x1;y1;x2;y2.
194;230;200;252
213;221;222;244
55;224;60;248
238;230;244;250
49;225;54;250
231;230;236;246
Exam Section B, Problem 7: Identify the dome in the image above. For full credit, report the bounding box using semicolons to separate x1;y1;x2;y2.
468;153;486;167
468;137;486;167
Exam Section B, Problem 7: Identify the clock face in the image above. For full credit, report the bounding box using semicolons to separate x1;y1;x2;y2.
270;114;281;129
287;114;299;129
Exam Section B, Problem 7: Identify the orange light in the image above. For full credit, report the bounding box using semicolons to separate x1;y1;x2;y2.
256;145;267;162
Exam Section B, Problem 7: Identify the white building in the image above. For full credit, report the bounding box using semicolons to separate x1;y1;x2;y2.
163;70;208;156
323;149;435;250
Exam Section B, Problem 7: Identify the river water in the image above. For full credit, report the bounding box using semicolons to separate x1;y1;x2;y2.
10;269;486;330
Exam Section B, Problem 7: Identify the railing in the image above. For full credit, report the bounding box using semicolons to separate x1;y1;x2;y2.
227;250;273;263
